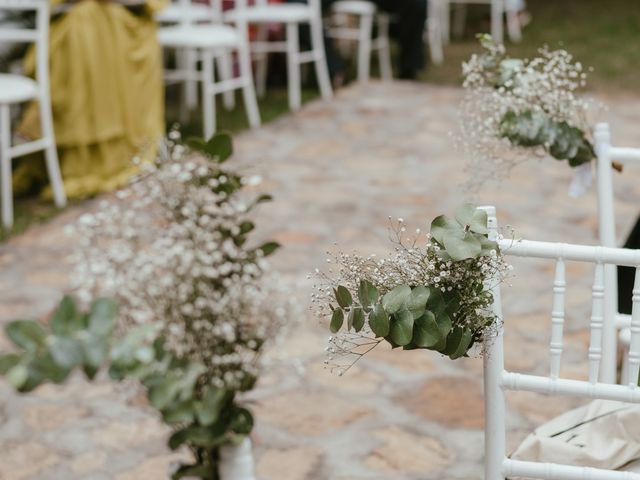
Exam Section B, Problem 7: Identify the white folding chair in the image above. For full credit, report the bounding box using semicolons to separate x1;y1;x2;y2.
158;0;261;138
425;0;445;64
0;0;66;228
594;122;640;384
225;0;333;111
437;0;521;46
482;205;640;479
327;0;392;82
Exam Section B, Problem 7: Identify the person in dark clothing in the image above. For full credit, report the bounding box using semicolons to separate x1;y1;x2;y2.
287;0;427;81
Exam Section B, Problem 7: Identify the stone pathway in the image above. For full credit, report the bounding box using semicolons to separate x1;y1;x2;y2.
1;82;640;480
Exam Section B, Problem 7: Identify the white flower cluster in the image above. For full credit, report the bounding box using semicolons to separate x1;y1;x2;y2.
70;134;290;391
459;36;597;189
312;219;510;372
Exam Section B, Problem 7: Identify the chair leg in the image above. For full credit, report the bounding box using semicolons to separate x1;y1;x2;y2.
185;48;199;110
309;14;333;101
356;13;374;82
285;22;302;111
427;5;444;65
377;15;393;80
39;98;66;209
491;0;505;43
255;25;269;99
218;52;236;111
202;50;216;139
440;0;451;45
238;43;261;129
505;0;522;42
0;105;13;228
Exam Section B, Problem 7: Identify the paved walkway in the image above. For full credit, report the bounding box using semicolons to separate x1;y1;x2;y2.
1;82;640;480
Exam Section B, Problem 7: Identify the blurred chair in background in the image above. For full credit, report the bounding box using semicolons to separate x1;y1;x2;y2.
14;0;166;200
0;0;65;228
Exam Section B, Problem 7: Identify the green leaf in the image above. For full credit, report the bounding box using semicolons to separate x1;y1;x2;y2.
171;464;213;480
442;230;482;261
196;386;229;427
0;353;21;374
406;286;430;319
351;307;365;333
229;407;254;435
389;309;414;346
88;298;118;337
442;327;464;356
149;377;181;410
430;215;461;245
6;320;46;353
369;304;390;337
187;131;233;162
357;280;379;308
48;337;84;370
479;235;499;255
382;285;411;314
412;311;441;348
6;364;28;389
329;309;344;333
163;400;196;425
50;296;84;336
256;241;280;258
449;328;474;360
79;334;109;370
335;286;353;309
168;425;224;450
455;204;488;234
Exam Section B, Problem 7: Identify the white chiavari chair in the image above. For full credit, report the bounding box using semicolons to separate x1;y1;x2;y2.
225;0;333;111
594;122;640;384
326;0;392;82
158;0;261;138
482;205;640;479
0;0;66;228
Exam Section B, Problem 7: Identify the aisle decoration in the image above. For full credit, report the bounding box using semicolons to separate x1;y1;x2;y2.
313;204;510;374
460;35;598;194
0;132;291;480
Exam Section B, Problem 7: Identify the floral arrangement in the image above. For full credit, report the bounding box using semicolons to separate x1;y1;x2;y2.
313;204;509;374
460;35;597;189
1;132;291;480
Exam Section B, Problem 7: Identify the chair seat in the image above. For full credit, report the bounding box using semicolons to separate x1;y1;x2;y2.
158;25;241;49
332;0;377;15
225;4;313;24
0;74;38;104
155;4;218;24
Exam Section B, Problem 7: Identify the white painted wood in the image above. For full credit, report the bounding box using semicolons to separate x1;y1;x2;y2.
158;0;261;136
327;1;393;82
0;0;66;228
595;123;640;383
225;0;333;111
627;268;640;386
480;206;640;480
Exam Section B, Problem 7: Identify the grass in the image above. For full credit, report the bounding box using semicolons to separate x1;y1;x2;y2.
421;0;640;94
4;0;640;241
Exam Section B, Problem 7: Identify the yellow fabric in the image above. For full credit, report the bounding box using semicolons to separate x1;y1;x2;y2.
16;0;167;199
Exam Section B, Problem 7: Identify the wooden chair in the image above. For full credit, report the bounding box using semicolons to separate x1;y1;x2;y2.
482;205;640;479
0;0;66;228
158;0;261;138
594;122;640;384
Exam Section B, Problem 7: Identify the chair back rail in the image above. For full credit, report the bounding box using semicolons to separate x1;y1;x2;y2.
481;205;640;480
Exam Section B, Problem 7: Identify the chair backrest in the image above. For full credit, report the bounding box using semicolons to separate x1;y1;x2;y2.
0;0;49;95
595;122;640;382
175;0;225;26
481;205;640;480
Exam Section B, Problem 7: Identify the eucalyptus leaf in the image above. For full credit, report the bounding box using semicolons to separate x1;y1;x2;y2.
88;298;118;337
442;230;482;261
48;337;84;370
330;309;344;333
406;286;430;319
369;304;390;337
335;286;353;309
358;280;379;307
442;327;464;356
449;328;474;360
6;364;28;389
430;215;461;245
389;309;414;346
382;285;411;314
79;334;109;370
454;204;489;234
0;353;21;374
6;320;46;353
412;311;441;348
256;241;280;258
351;308;365;332
50;295;81;335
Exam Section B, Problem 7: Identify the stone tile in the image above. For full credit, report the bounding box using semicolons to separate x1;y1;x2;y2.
364;426;450;476
0;442;60;480
24;404;88;431
257;446;323;480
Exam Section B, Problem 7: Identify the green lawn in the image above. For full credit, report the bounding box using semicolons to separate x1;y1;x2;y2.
3;0;639;241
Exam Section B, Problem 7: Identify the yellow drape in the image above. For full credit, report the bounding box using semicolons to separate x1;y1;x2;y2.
16;0;167;199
